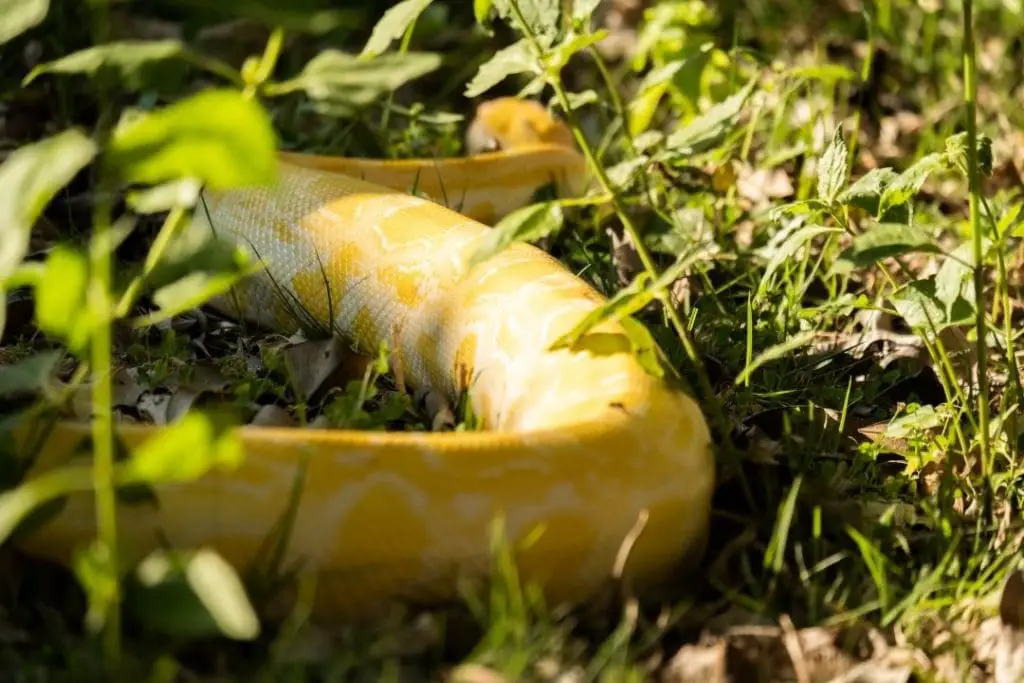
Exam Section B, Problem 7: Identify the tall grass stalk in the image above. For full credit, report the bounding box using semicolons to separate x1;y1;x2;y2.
84;0;122;666
961;0;992;491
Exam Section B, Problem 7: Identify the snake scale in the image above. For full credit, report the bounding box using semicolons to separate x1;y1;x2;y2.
12;98;715;618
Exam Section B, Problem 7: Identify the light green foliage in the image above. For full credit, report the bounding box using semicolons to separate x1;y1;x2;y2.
106;88;277;190
0;350;60;398
0;129;97;284
121;411;243;483
273;50;441;116
24;40;194;90
816;126;848;204
360;0;433;58
465;39;537;97
469;201;564;267
34;245;92;355
665;76;756;154
0;0;48;45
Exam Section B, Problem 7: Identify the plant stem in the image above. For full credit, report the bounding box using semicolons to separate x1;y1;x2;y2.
83;0;122;666
115;206;187;318
88;176;120;666
962;0;992;488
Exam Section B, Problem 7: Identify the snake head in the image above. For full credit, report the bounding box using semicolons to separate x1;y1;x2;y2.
465;97;578;154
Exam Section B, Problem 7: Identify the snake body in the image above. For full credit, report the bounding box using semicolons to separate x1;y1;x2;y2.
12;99;715;617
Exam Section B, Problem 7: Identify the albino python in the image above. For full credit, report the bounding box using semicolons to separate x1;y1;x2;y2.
12;98;715;618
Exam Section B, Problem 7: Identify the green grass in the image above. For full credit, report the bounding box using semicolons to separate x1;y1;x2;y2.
2;0;1024;680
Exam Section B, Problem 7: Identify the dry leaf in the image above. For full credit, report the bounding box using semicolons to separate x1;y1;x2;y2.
661;640;727;683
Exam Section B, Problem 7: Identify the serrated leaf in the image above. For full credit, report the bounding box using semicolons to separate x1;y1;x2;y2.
944;131;993;177
282;50;440;117
122;411;243;484
833;223;942;272
24;40;191;91
0;350;61;398
0;129;97;284
465;39;537;98
550;247;706;350
0;0;48;45
666;76;756;154
934;240;986;323
877;153;945;217
890;277;968;334
360;0;433;58
469;201;564;267
106;89;276;191
35;245;92;354
836;167;898;214
492;0;561;45
817;125;848;204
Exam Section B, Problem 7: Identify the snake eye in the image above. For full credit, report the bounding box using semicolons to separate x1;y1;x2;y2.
480;136;502;152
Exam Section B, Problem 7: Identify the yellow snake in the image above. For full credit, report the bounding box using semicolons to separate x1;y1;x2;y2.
11;98;715;618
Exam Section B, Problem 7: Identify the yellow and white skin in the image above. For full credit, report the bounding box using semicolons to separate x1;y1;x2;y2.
12;98;716;618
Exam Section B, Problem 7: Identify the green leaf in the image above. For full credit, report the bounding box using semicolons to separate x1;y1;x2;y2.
836;167;898;214
627;60;685;136
106;89;276;191
474;0;495;25
168;0;352;34
546;29;608;71
834;223;942;273
666;76;756;154
280;50;441;117
23;40;191;91
572;0;602;23
891;278;971;334
934;241;987;323
361;0;433;58
122;411;243;484
469;201;564;267
756;224;842;300
817;125;848;204
142;266;254;327
465;39;537;98
0;0;48;44
35;245;92;355
734;331;816;386
877;153;945;218
0;350;61;398
944;131;993;177
127;178;202;214
185;549;260;640
0;129;97;284
787;64;857;83
550;247;706;350
492;0;561;45
128;548;259;640
620;316;664;378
